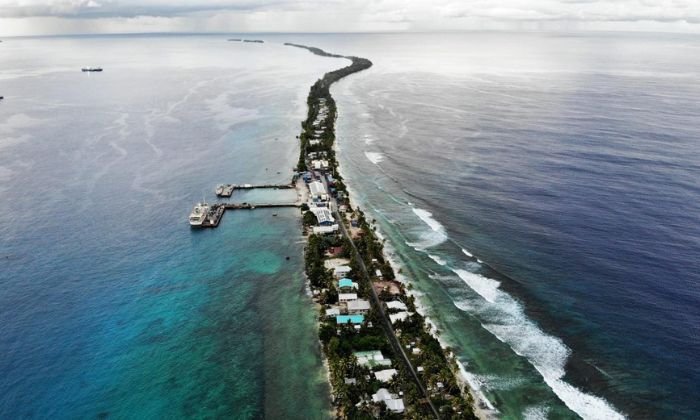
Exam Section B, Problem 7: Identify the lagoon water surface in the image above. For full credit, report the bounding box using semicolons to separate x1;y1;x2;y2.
0;35;338;419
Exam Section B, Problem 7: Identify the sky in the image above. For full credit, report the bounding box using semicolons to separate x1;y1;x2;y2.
1;0;700;36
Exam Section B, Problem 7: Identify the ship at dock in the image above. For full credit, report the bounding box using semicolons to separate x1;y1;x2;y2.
188;202;210;227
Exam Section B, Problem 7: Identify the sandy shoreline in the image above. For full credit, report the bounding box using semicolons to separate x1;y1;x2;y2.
338;164;497;420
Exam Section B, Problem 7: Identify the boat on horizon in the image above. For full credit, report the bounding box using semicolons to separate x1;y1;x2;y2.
81;67;103;72
189;202;210;227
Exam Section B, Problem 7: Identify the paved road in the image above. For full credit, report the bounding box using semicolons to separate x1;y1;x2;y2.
317;173;440;418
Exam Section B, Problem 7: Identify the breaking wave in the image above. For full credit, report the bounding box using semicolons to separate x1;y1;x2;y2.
406;208;448;250
364;151;384;164
450;267;625;420
428;254;447;266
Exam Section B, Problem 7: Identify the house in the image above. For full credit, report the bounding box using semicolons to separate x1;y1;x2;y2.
372;388;405;414
336;314;364;325
338;278;358;289
325;307;341;318
385;301;407;311
334;265;352;277
309;181;327;199
313;225;339;235
311;207;335;226
354;350;391;368
311;159;330;171
339;293;358;303
389;311;411;324
309;139;321;146
347;299;371;314
375;269;383;279
374;369;398;383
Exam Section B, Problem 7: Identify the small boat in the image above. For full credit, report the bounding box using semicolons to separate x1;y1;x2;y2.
189;202;210;227
81;67;103;72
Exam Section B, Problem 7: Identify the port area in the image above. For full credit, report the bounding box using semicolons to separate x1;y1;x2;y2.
195;181;304;228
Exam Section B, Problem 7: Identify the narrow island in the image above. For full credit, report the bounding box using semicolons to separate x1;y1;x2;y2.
287;43;478;419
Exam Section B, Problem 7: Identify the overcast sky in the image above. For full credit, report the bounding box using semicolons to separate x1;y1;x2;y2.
1;0;700;36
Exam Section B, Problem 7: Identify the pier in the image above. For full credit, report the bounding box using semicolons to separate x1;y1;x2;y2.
215;183;294;197
197;202;300;228
195;180;305;228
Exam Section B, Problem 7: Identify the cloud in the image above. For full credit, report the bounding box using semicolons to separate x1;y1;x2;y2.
0;0;299;18
1;0;700;35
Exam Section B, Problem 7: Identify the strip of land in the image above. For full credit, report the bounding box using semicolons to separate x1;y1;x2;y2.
287;43;478;419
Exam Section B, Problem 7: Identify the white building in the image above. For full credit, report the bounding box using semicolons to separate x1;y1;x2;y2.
339;293;358;303
312;225;339;235
312;159;330;171
374;369;398;383
334;265;352;277
311;207;334;225
309;181;327;198
389;311;411;324
385;301;407;311
354;350;391;368
325;307;341;318
347;299;371;314
372;389;405;414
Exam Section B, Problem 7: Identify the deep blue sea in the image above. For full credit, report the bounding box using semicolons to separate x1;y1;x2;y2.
309;32;699;419
0;35;339;419
2;32;700;419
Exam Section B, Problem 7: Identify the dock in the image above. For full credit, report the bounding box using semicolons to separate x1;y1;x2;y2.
196;202;300;228
215;183;294;197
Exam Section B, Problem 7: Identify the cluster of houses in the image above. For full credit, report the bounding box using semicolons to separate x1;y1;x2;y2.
324;264;370;328
348;350;406;413
322;262;408;413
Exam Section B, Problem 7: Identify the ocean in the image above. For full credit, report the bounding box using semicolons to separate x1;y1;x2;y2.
310;32;700;419
2;32;700;419
0;35;338;419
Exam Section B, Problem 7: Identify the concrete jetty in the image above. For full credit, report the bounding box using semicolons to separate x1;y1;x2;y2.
216;183;294;198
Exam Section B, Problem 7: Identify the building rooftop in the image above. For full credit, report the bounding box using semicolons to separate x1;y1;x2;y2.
309;181;326;196
389;311;411;324
339;293;358;301
347;299;371;313
374;369;398;383
336;314;364;325
385;301;407;311
354;350;392;368
338;278;358;289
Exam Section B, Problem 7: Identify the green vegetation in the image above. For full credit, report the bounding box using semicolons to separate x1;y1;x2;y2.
289;43;477;419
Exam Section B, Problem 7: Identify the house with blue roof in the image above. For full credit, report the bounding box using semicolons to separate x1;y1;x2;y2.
336;315;364;325
338;278;358;289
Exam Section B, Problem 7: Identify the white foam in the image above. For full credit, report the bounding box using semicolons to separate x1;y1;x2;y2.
462;248;474;257
428;254;447;266
457;361;497;412
452;268;501;304
364;151;384;164
523;405;550;420
413;208;445;234
450;271;626;420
